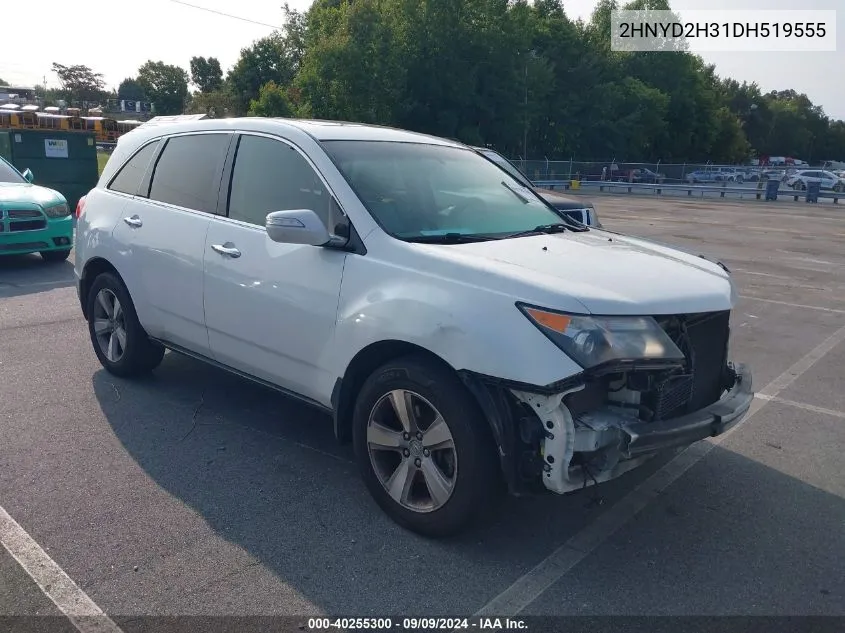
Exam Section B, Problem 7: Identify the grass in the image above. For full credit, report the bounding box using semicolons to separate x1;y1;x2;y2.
97;152;109;175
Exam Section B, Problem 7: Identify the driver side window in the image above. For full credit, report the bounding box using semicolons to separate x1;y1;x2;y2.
227;134;348;235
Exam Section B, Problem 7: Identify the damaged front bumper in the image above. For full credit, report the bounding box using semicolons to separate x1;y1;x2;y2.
460;362;753;497
620;362;753;458
512;363;753;495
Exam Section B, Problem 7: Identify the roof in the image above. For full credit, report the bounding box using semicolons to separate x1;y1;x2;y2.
127;116;463;148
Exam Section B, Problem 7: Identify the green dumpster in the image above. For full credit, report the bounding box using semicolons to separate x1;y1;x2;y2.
0;129;98;210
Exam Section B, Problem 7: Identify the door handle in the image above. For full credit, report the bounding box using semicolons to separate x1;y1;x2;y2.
211;243;242;258
123;215;142;228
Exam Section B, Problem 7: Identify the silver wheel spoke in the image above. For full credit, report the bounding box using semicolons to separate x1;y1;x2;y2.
107;332;120;362
93;318;112;336
112;299;123;322
388;389;416;433
385;459;414;505
367;422;403;450
422;415;454;451
114;326;127;351
420;459;453;507
97;291;113;318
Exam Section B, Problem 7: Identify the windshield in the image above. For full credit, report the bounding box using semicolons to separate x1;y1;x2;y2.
0;159;25;184
322;141;564;240
477;149;533;188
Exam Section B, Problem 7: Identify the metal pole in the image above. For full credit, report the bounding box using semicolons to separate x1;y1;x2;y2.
523;61;528;161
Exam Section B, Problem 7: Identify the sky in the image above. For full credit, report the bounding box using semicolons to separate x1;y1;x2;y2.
1;0;842;120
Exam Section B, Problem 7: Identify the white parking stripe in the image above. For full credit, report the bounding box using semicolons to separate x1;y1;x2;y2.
739;295;845;314
474;321;845;617
0;505;124;633
755;394;845;420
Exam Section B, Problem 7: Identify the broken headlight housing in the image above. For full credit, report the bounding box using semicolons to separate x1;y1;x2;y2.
518;303;685;370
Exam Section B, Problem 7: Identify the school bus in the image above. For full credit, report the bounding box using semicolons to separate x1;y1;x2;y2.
0;104;144;143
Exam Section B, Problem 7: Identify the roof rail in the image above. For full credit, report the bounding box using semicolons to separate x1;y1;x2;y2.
139;114;208;127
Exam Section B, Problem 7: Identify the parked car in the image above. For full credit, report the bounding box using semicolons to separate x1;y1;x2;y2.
785;170;845;192
616;167;665;184
472;147;602;227
743;168;785;183
0;156;74;261
75;118;753;537
685;167;745;184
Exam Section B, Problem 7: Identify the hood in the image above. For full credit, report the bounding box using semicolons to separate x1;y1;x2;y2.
415;230;734;316
0;182;65;207
535;188;593;210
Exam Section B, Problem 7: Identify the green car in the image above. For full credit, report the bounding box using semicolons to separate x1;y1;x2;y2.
0;156;74;262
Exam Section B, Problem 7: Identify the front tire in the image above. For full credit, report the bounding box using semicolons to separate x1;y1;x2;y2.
41;249;71;263
86;272;164;377
352;355;500;537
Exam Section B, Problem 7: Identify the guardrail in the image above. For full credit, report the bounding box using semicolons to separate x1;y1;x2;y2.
533;179;842;204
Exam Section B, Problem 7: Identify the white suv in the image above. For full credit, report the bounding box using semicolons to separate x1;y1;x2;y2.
75;118;753;537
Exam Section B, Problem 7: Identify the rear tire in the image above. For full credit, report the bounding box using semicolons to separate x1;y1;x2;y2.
352;355;500;537
41;249;71;263
86;272;164;377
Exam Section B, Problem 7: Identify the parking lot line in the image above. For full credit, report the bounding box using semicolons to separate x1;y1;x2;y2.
755;394;845;420
0;504;124;633
739;295;845;314
474;320;845;617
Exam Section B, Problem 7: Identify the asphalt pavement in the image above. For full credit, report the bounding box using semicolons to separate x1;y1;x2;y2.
1;195;844;632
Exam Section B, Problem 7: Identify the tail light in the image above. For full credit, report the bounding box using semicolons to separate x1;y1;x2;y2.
75;195;87;219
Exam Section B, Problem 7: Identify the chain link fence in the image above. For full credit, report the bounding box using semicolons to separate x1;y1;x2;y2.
510;159;802;185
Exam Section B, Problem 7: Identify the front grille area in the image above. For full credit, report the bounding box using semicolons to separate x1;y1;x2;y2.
9;219;47;232
0;241;49;251
684;311;731;410
8;209;42;218
648;311;731;419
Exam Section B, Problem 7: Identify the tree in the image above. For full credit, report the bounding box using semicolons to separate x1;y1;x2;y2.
188;89;237;118
137;61;189;115
186;0;844;162
228;31;300;115
0;77;6;86
117;77;146;101
51;63;107;106
189;56;223;93
248;81;293;117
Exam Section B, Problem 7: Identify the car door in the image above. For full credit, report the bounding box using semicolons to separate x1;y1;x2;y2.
112;131;232;353
820;171;836;189
203;132;349;405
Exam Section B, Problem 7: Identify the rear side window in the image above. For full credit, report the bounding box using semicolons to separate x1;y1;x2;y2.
148;133;230;213
108;141;159;195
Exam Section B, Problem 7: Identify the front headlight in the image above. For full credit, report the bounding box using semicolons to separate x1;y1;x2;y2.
518;304;685;369
43;202;70;218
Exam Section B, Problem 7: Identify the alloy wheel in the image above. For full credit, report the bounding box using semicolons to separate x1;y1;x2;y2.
92;288;127;363
366;389;458;513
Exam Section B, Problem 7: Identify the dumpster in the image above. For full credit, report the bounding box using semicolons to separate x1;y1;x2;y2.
0;129;98;210
806;181;820;203
765;178;779;201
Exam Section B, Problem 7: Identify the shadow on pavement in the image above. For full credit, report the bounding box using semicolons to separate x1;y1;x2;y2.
91;352;845;617
0;254;75;298
91;352;673;615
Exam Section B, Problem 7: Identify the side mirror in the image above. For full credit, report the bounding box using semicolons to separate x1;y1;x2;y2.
265;209;331;246
22;168;34;183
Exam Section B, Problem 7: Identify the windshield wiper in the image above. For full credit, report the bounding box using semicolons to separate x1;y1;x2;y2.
501;223;571;239
404;233;495;244
500;180;532;204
